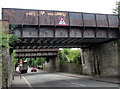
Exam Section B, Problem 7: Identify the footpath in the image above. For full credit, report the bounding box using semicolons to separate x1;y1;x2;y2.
11;71;30;88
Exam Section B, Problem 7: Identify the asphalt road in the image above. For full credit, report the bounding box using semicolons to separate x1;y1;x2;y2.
23;68;119;88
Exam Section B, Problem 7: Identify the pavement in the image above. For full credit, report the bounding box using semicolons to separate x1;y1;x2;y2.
11;69;120;88
11;71;30;87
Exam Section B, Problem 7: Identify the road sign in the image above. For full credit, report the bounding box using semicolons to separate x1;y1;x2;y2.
58;18;67;25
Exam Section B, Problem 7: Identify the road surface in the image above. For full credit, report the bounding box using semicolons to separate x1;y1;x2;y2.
21;68;119;88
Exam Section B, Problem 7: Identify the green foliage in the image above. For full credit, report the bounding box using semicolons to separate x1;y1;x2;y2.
9;35;19;46
0;30;10;50
11;50;18;72
58;48;81;63
67;50;81;63
27;57;46;67
35;58;46;66
10;25;20;34
113;1;120;15
63;48;70;55
58;50;67;62
0;29;19;50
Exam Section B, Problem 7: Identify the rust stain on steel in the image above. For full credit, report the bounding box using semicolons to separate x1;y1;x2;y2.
23;10;38;25
39;11;68;25
39;11;66;16
54;12;66;17
39;11;45;15
2;8;119;28
2;9;39;25
2;9;23;24
39;11;55;25
47;12;54;16
3;9;13;18
25;11;38;17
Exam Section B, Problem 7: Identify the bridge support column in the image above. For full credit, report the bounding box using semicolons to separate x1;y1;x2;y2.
43;57;60;72
82;40;120;77
0;21;12;88
0;49;12;88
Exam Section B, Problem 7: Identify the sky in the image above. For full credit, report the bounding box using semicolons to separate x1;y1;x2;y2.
0;0;118;19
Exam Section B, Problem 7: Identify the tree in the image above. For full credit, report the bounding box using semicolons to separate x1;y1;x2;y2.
27;57;46;67
0;28;19;50
58;48;81;63
113;1;120;15
11;50;18;72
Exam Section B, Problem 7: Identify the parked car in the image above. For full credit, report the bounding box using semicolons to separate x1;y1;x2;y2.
31;68;37;72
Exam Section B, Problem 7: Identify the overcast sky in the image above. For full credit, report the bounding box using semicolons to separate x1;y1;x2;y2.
0;0;118;19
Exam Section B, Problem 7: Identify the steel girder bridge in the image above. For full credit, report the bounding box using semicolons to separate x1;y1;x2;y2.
2;8;120;57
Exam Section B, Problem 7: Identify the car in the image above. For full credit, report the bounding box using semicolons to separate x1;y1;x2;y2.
31;68;37;72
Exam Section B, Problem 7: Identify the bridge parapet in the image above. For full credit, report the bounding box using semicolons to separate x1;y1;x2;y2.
2;8;119;28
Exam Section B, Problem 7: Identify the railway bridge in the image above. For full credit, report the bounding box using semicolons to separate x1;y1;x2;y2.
1;8;120;78
2;8;119;49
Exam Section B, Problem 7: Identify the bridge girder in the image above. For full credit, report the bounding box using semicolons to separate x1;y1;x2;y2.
2;8;120;49
15;49;59;58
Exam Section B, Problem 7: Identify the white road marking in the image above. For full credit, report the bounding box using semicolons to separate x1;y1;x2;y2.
23;76;34;89
71;83;87;87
